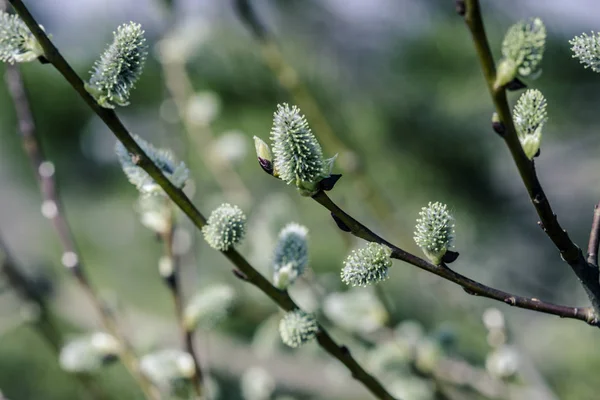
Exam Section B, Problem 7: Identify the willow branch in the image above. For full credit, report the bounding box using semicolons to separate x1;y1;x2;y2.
588;203;600;266
3;56;159;399
160;212;204;397
232;0;394;220
0;233;104;400
312;191;598;326
462;0;600;318
7;1;396;398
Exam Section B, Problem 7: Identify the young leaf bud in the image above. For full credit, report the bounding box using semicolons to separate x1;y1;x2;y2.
59;332;120;373
279;309;319;348
115;135;189;195
0;11;44;63
202;203;246;251
495;18;546;89
270;103;333;196
85;22;147;108
491;112;505;136
513;89;547;160
341;243;392;287
183;284;236;331
570;32;600;73
414;202;455;265
272;223;309;289
253;135;275;175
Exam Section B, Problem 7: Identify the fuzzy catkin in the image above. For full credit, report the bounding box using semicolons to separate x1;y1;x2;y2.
270;103;325;186
414;202;455;265
202;203;247;251
570;32;600;73
0;11;44;63
86;22;147;108
272;223;309;289
115;135;189;195
279;309;319;348
513;89;547;159
341;243;392;287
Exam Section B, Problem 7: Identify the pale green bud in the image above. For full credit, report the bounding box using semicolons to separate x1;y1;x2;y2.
116;135;189;195
270;103;332;195
140;349;195;392
279;309;319;348
272;223;309;289
59;332;120;373
183;284;236;331
513;89;547;159
253;135;276;175
570;32;600;73
495;17;546;88
85;22;147;108
0;11;44;63
202;203;246;251
414;202;454;265
341;243;392;287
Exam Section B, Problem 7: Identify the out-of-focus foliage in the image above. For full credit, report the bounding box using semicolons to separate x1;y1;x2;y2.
1;1;600;400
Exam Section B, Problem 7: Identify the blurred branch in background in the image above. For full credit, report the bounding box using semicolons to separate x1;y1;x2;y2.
6;1;398;398
158;204;205;397
0;233;103;400
232;0;395;221
2;62;160;399
157;43;252;207
462;0;600;322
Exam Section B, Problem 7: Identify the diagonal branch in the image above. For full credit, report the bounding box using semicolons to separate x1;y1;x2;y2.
3;59;160;399
462;0;600;318
7;1;396;398
312;191;598;326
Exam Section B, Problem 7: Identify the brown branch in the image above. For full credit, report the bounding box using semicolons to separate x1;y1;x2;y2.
462;0;600;318
159;211;204;397
7;1;397;398
588;203;600;266
3;61;160;399
312;191;598;326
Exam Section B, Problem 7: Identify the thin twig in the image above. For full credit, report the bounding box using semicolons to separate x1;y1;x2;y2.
312;190;599;326
232;0;394;221
3;58;160;399
7;2;396;398
160;208;204;397
0;234;104;400
588;203;600;266
462;0;600;318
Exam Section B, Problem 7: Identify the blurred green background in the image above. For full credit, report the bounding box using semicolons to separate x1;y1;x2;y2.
2;0;600;399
